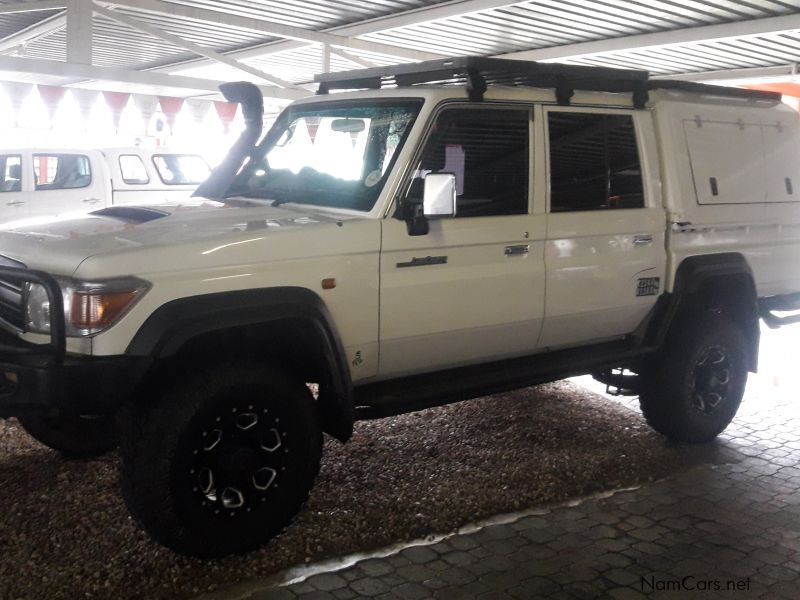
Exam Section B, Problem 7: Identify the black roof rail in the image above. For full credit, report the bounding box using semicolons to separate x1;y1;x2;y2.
647;80;781;102
314;56;782;108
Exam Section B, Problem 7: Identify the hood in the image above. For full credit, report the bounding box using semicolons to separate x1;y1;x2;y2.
0;198;353;275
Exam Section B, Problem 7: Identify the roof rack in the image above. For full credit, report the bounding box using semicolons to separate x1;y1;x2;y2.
314;56;782;108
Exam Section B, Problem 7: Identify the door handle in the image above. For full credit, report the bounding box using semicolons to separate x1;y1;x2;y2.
633;234;654;246
83;198;101;204
505;244;530;256
5;201;25;206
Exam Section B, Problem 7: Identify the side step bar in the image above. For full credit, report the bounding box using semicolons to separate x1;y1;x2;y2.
353;339;653;420
760;293;800;329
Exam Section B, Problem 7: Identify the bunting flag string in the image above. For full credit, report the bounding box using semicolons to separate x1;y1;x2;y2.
0;82;246;134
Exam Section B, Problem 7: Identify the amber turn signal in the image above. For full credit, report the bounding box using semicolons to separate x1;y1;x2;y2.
321;278;336;290
70;290;141;330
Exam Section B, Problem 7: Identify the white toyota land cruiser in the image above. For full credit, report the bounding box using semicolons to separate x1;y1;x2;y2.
0;58;798;557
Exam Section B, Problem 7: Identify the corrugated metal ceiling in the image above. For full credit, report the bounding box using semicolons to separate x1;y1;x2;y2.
361;0;800;58
16;10;274;68
5;0;451;71
2;0;800;92
555;29;800;75
0;0;60;41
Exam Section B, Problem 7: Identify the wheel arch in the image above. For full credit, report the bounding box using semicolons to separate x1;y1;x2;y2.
126;287;354;441
650;253;759;371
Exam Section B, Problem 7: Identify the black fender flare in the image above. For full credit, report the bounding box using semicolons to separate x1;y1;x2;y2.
126;287;354;441
647;253;759;370
672;253;756;296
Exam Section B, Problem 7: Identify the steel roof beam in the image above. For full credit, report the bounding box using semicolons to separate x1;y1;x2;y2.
152;0;517;74
653;64;800;83
0;0;65;15
499;13;800;62
92;3;303;89
97;0;443;63
0;54;307;100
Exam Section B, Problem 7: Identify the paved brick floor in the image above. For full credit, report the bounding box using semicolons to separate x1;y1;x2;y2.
223;365;800;600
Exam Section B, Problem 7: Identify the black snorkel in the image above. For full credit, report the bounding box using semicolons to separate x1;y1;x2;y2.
193;81;264;199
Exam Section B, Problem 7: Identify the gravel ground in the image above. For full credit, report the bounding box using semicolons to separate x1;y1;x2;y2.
0;381;707;599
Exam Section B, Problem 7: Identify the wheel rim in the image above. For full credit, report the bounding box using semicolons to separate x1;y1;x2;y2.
188;403;288;517
690;345;732;414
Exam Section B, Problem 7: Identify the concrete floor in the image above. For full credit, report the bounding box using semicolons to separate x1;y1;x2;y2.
205;327;800;600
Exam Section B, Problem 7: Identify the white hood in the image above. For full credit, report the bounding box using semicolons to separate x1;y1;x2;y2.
0;199;357;276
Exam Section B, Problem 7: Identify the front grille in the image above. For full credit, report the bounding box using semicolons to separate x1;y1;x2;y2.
0;276;24;330
0;256;27;331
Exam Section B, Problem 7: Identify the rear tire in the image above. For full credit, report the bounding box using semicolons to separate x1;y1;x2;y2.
17;414;118;458
119;363;322;557
639;314;748;443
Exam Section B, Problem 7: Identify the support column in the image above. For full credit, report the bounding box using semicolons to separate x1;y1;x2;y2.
321;43;331;73
66;0;92;64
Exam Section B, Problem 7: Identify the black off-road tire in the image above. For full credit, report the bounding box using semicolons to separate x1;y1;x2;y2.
119;363;322;558
639;314;748;443
17;414;118;458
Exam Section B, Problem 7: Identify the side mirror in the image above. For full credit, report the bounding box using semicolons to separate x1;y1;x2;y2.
423;173;457;218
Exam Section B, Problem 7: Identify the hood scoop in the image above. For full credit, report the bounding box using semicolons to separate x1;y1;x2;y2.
91;206;170;224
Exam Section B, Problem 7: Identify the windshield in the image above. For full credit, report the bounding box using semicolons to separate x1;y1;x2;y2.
227;99;423;211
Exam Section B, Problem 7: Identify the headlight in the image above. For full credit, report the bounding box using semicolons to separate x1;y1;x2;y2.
25;276;150;337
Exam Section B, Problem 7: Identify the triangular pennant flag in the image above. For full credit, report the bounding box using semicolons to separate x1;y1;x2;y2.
185;98;211;124
70;89;100;130
132;94;159;133
214;101;238;134
2;82;34;127
38;85;67;127
305;115;320;143
103;91;131;132
158;96;184;134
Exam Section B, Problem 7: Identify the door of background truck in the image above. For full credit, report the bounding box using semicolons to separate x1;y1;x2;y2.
539;106;666;349
0;152;28;223
28;151;109;218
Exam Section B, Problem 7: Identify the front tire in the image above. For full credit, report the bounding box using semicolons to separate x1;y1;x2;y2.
17;413;118;457
120;363;322;557
639;314;748;443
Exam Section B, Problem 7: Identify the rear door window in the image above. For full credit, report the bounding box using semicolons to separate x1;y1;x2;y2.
33;154;92;190
152;154;210;185
119;154;150;184
548;112;644;212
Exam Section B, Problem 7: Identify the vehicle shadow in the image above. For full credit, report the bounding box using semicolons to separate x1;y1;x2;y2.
0;381;753;600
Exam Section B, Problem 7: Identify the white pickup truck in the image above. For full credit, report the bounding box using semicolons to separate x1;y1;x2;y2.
0;58;798;558
0;147;210;222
